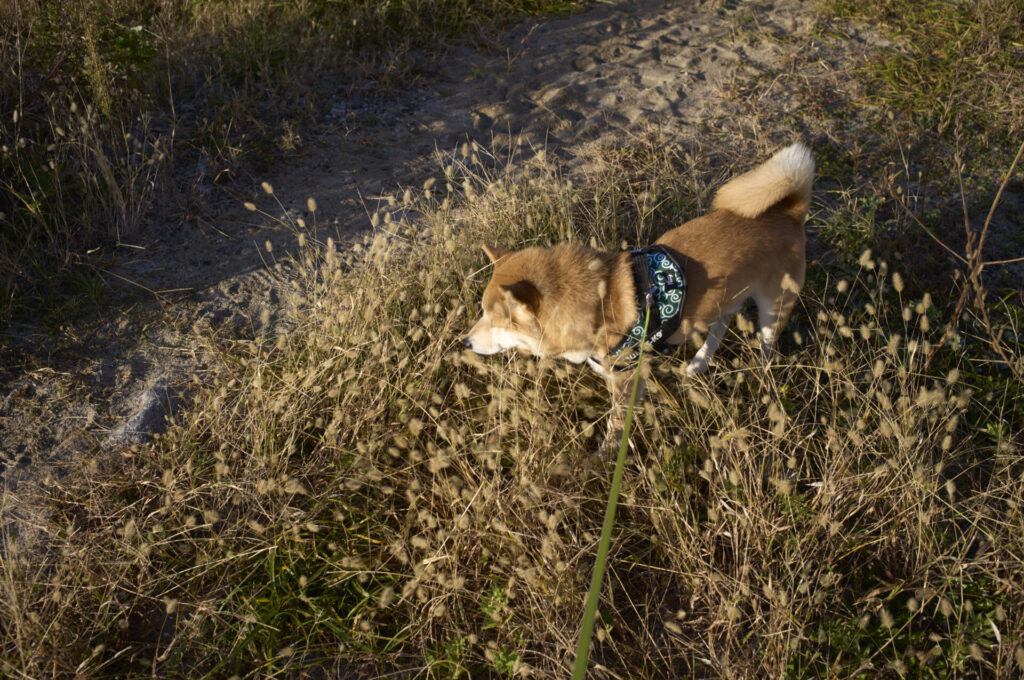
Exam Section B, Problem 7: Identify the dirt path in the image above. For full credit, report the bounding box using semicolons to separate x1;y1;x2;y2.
1;0;884;539
112;0;887;296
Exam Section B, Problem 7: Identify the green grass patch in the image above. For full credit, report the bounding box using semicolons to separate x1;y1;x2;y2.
821;0;1024;145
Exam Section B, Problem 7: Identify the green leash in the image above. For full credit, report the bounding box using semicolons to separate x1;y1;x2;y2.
571;305;651;679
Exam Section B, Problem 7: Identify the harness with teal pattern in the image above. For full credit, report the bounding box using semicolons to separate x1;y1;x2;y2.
607;245;687;365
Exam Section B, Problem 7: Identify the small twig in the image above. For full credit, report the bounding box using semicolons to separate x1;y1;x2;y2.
954;147;971;241
925;279;972;370
977;140;1024;255
980;255;1024;266
893;198;968;266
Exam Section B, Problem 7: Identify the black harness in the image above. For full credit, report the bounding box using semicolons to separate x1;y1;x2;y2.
606;245;687;365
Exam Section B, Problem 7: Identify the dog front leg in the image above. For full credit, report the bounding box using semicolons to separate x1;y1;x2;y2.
599;366;647;455
684;317;728;377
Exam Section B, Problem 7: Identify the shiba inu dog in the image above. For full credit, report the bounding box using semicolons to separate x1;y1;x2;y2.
463;143;814;449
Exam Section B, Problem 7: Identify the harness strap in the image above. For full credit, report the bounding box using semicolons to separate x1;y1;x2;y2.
633;249;654;312
606;245;686;367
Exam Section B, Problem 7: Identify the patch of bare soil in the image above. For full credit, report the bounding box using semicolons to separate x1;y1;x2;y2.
1;0;887;545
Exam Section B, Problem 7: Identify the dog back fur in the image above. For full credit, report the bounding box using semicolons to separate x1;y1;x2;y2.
657;143;813;341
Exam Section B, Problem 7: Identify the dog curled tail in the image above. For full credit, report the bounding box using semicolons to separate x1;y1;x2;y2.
712;143;815;223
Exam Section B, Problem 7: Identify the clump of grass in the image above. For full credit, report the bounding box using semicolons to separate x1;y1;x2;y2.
2;136;1021;678
808;0;1024;262
823;0;1024;146
0;98;165;322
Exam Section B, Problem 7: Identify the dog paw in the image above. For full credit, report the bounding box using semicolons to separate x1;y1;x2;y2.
684;360;708;378
595;431;639;460
593;438;616;459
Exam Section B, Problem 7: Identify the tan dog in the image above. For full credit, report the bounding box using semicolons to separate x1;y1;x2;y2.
463;143;814;448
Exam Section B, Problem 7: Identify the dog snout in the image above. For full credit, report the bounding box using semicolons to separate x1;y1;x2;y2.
462;336;472;349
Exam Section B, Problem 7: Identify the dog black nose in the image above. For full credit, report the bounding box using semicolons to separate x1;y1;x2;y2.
462;336;472;348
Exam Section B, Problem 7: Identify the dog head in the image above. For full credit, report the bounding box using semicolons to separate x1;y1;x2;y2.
463;243;627;364
463;245;545;356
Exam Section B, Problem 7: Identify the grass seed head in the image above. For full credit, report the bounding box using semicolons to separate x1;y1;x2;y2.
880;608;894;628
781;272;800;293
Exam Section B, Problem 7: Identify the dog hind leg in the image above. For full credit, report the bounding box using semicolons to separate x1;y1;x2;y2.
755;286;799;363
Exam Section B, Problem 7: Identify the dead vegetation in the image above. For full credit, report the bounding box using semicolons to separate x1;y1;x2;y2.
3;138;1021;677
2;1;1024;678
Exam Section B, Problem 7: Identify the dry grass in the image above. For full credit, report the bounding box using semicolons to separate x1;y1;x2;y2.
3;139;1021;678
3;1;1024;678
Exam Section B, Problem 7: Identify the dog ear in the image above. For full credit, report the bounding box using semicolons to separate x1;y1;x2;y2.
482;245;510;263
501;280;540;315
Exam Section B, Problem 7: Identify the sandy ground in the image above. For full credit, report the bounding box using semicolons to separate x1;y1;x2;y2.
1;0;890;543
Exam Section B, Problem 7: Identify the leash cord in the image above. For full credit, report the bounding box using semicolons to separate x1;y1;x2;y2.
571;304;651;679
